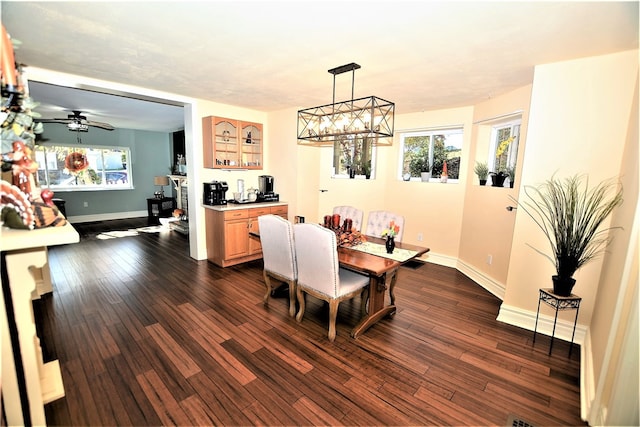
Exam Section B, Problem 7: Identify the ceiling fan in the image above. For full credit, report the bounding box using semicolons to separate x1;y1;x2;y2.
37;110;115;132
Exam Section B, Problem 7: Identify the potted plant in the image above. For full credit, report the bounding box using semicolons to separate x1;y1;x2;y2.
510;174;623;296
409;156;430;181
506;165;516;188
474;161;489;185
490;170;508;187
419;158;431;182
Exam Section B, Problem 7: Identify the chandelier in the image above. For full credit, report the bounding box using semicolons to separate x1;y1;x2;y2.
297;63;395;146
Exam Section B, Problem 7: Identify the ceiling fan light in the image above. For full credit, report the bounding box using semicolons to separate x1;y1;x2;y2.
68;122;89;132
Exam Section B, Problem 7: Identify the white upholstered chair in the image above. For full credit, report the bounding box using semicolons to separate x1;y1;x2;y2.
365;210;405;242
293;223;369;341
257;214;297;317
365;210;406;306
332;205;364;232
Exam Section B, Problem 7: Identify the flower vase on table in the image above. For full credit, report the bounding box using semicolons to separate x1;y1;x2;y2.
385;235;395;254
382;220;400;254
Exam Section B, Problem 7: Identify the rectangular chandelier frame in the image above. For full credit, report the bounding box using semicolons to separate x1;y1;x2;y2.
297;62;395;146
297;95;395;146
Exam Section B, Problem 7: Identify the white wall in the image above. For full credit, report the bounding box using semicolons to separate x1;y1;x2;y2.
496;49;638;423
501;50;637;326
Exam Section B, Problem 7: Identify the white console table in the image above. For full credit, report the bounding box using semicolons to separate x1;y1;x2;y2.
1;222;79;426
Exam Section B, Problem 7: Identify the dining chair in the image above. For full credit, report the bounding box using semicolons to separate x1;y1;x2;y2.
257;214;297;317
365;210;405;306
365;210;405;242
293;223;369;341
332;205;364;231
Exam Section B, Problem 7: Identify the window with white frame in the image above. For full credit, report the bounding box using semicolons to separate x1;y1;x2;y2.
332;136;376;179
34;144;133;191
489;121;520;176
398;127;463;181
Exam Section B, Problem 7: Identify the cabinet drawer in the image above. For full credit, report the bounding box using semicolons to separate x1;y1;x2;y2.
223;210;248;220
270;205;288;216
249;207;271;217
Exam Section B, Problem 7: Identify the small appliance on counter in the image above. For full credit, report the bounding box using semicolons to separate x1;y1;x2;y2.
203;180;228;205
257;175;279;202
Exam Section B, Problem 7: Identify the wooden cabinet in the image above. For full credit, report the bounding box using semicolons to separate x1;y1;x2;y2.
203;116;263;169
206;204;288;267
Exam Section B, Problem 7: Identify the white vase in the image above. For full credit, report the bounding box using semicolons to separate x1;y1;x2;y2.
420;172;431;182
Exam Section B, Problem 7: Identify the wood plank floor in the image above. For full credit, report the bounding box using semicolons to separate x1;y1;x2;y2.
35;217;586;426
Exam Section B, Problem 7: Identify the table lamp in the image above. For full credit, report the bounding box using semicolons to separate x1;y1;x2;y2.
154;175;170;198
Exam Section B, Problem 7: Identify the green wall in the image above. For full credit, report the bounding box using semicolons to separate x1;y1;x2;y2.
38;124;173;219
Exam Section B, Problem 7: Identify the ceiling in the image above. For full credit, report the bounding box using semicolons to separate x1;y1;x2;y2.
2;1;638;133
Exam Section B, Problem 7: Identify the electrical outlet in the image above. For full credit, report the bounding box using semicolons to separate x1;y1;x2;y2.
486;255;493;265
417;233;423;242
83;201;89;208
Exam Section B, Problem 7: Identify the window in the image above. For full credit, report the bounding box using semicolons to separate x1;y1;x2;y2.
35;144;133;191
489;121;520;175
332;136;376;179
398;127;463;181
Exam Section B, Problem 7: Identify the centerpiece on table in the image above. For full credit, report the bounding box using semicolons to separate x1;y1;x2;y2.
322;213;366;247
381;221;400;253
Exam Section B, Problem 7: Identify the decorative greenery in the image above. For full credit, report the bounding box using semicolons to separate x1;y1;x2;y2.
474;161;489;180
494;135;515;173
506;165;516;181
510;174;623;280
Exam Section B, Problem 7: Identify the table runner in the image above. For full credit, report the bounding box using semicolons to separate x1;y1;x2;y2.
346;241;418;263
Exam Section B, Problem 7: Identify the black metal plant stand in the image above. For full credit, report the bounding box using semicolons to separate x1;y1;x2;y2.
533;288;582;356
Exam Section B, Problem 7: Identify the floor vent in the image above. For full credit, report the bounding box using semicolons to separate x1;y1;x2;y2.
506;414;536;427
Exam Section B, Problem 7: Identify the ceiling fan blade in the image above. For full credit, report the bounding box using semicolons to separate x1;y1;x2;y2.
86;121;114;131
37;118;74;124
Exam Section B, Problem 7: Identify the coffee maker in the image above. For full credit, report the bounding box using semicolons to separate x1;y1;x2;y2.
203;180;228;205
257;175;279;202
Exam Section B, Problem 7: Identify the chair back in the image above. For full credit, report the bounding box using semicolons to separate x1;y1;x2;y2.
258;215;297;281
332;205;364;231
366;210;405;242
294;223;340;298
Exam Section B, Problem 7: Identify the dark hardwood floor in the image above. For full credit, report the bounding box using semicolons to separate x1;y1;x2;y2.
35;217;585;426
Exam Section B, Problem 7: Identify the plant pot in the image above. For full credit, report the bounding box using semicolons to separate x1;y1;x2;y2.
385;236;395;254
420;172;431;182
552;275;576;297
479;179;487;186
491;173;507;187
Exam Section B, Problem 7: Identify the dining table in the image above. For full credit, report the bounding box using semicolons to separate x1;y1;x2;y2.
249;227;430;338
338;236;430;338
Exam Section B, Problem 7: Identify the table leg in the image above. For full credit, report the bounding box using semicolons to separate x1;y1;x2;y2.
533;297;542;344
549;307;560;356
351;274;394;338
569;305;580;357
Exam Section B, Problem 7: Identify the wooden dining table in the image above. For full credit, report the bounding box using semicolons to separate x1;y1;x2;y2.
250;228;430;338
338;236;430;338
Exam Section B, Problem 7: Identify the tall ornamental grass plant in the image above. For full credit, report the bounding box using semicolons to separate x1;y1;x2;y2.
511;174;623;291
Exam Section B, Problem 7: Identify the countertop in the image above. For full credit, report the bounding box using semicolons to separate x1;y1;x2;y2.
202;201;287;211
1;222;80;252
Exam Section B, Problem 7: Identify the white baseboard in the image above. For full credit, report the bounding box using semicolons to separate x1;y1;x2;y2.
497;303;587;345
67;210;147;224
581;330;597;424
456;259;506;300
417;252;457;268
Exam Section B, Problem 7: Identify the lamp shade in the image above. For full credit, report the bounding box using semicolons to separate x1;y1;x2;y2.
154;176;170;186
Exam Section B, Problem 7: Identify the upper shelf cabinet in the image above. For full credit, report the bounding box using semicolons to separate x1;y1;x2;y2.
203;116;263;169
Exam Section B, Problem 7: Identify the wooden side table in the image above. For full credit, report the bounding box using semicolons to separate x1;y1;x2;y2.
147;197;175;225
533;288;582;356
